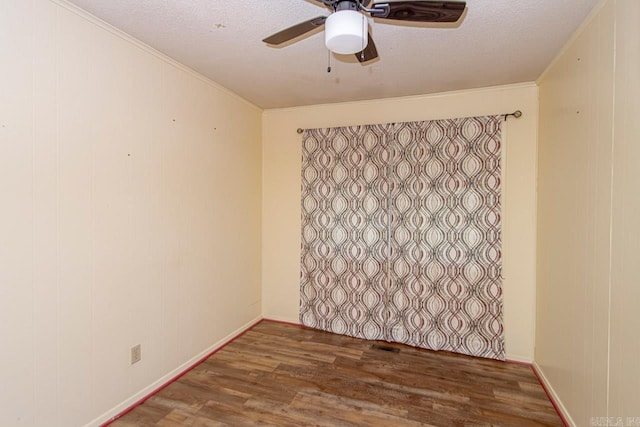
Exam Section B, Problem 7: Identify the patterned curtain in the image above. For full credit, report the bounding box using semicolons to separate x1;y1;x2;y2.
300;116;504;360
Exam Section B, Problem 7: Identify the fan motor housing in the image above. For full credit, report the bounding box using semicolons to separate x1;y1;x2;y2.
335;1;359;12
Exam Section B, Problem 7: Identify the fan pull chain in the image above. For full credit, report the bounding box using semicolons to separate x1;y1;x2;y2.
327;49;332;73
360;14;366;61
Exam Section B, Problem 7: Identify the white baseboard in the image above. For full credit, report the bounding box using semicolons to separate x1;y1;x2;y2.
262;314;301;325
86;315;555;427
85;315;263;427
532;361;575;427
264;318;534;366
505;354;533;364
263;318;534;366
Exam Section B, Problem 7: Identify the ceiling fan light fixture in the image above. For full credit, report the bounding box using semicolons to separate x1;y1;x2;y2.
325;10;368;55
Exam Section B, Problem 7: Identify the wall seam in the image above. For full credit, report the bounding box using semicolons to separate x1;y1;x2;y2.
605;0;617;421
531;85;540;359
260;115;266;320
55;4;61;425
30;0;37;421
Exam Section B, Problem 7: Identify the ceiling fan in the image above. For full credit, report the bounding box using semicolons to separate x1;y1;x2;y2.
263;0;467;63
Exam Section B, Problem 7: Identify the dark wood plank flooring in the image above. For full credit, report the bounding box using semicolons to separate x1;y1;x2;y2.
109;321;563;426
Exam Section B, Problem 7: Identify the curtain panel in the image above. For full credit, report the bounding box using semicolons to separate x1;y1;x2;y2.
300;116;505;360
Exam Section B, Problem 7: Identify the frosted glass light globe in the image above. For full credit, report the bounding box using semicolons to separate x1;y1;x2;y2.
325;10;368;55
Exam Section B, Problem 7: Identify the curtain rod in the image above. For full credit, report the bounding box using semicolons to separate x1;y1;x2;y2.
503;110;523;121
295;110;523;134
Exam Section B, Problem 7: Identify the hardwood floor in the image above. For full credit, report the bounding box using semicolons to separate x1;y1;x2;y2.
108;321;563;426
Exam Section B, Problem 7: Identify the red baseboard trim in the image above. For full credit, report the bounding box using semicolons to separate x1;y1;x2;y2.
101;318;263;426
530;364;570;427
502;359;569;426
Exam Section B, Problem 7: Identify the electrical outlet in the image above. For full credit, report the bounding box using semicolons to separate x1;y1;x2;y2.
131;344;141;365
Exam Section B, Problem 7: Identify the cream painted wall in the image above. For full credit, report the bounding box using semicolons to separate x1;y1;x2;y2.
262;83;539;362
536;2;614;423
0;1;262;426
536;0;640;423
609;0;640;420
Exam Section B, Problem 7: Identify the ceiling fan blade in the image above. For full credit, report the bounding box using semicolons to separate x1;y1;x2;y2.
371;1;466;22
355;33;378;63
310;0;334;11
263;16;327;45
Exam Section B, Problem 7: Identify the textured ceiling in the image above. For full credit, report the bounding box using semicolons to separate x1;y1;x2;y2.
66;0;600;109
